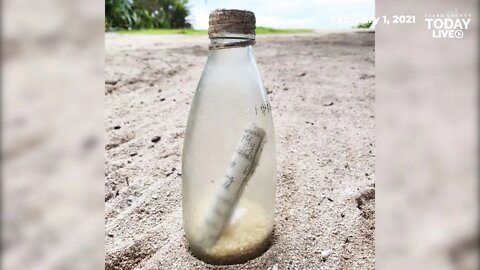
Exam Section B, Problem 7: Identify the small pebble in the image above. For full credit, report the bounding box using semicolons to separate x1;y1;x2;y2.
321;249;334;259
323;101;334;106
151;136;161;143
297;72;307;77
152;194;158;200
272;264;278;270
105;80;118;85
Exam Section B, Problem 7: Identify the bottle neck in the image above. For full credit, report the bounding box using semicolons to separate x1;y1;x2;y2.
209;37;255;50
207;38;256;64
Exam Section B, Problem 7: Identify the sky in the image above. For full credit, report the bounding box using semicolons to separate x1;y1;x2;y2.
187;0;374;30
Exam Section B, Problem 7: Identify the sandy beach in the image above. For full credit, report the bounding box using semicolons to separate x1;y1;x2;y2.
105;31;375;269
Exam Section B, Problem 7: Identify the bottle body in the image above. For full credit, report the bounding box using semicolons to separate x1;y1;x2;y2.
182;44;276;264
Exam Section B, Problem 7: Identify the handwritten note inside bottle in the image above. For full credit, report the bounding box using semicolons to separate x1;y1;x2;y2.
199;123;265;248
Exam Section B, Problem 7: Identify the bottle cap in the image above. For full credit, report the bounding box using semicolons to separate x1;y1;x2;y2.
208;9;256;39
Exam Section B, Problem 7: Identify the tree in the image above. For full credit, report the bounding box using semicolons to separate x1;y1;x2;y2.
105;0;136;30
105;0;191;30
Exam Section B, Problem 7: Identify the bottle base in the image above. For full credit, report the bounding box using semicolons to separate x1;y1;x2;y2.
188;232;272;265
186;200;273;265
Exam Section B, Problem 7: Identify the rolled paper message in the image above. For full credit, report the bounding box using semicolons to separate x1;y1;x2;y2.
199;123;265;248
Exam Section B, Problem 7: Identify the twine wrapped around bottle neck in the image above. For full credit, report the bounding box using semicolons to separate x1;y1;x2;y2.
208;9;256;50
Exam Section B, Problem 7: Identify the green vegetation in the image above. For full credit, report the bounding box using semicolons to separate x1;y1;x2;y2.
256;27;312;34
117;28;207;35
106;0;191;30
117;27;313;35
354;21;373;29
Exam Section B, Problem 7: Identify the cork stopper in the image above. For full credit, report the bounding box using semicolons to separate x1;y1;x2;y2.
208;9;256;39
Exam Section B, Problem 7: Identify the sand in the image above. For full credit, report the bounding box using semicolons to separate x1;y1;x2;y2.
188;200;272;265
105;30;375;269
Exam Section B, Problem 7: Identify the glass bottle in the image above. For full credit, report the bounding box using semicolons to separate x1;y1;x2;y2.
182;9;277;265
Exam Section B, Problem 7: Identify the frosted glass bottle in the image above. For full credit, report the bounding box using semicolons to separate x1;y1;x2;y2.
182;9;276;265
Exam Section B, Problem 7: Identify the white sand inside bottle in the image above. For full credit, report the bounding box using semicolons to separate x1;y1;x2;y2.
187;199;272;264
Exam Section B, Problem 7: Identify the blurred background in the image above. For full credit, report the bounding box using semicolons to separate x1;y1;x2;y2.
376;0;478;269
2;0;104;269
